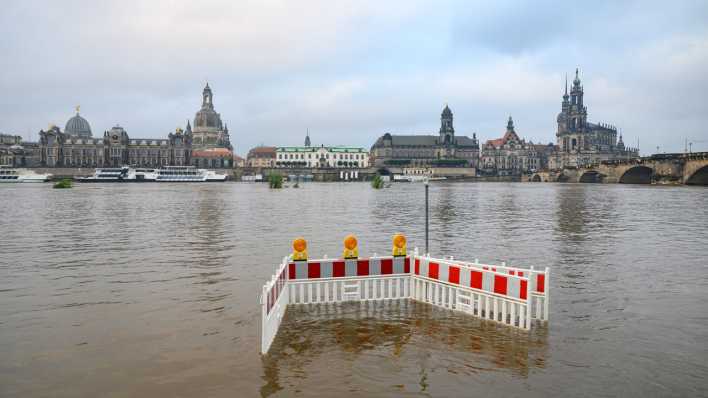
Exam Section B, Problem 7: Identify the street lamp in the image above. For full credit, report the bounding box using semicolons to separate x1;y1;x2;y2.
424;178;429;255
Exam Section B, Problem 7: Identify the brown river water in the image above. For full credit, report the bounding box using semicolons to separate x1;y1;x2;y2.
0;182;707;397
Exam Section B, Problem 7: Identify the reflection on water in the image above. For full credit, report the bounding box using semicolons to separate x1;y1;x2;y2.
0;182;707;397
262;300;548;397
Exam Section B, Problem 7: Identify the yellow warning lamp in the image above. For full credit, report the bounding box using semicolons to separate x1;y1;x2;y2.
292;237;308;261
392;233;407;257
343;234;359;259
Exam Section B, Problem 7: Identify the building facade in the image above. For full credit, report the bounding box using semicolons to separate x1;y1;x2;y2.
370;105;479;169
276;144;369;169
480;117;553;176
549;69;638;169
38;122;191;168
246;146;277;168
1;134;42;167
29;84;243;169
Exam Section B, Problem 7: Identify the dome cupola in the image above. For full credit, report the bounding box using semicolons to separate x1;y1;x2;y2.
65;106;92;138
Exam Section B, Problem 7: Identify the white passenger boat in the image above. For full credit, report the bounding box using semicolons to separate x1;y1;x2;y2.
75;166;157;182
393;174;447;182
242;174;263;182
0;165;52;183
156;166;228;182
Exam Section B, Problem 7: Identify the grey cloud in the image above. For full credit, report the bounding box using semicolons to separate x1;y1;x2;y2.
0;1;707;154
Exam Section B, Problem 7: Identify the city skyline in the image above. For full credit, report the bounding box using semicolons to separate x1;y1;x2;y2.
1;1;707;154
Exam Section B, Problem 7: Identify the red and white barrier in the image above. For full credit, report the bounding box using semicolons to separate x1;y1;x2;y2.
429;256;550;321
260;248;550;354
260;256;290;354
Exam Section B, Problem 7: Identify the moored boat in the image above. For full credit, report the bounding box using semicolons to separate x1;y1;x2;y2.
0;165;52;183
155;166;227;182
75;166;157;182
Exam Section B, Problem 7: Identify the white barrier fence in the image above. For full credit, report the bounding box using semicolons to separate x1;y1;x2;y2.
411;277;532;329
260;250;550;354
260;256;290;354
414;254;550;323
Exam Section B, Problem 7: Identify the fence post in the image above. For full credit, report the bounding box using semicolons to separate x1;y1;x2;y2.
529;265;535;319
261;284;268;354
544;266;550;321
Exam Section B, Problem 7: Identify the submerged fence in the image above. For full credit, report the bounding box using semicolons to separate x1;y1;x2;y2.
260;240;549;354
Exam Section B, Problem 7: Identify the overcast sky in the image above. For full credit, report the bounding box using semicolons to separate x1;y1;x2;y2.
1;1;707;155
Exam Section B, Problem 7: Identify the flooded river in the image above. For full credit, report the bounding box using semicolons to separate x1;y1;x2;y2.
0;182;706;397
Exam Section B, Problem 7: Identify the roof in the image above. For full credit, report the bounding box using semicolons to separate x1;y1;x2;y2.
485;129;522;148
248;146;276;153
277;146;367;153
372;134;478;148
247;146;276;158
485;138;504;147
192;148;233;158
65;112;92;138
587;122;615;132
328;147;367;153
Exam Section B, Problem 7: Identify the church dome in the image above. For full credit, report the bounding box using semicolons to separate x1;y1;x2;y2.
193;83;223;131
194;108;223;129
65;109;92;138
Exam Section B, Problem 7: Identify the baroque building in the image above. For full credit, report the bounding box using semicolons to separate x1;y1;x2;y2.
190;83;234;168
549;69;638;169
480;117;554;176
370;105;479;169
39;123;191;168
191;83;231;150
36;107;192;168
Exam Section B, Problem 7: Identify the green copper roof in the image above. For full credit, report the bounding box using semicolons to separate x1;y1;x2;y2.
277;146;366;153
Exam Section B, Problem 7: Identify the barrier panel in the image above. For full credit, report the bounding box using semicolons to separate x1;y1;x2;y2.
287;256;411;304
413;254;550;322
260;256;290;354
260;241;550;354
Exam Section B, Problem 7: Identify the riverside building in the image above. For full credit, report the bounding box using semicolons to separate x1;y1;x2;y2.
38;122;191;168
370;105;479;169
549;69;638;169
246;146;277;168
0;134;41;167
35;106;191;168
31;84;239;169
479;117;554;176
275;135;369;168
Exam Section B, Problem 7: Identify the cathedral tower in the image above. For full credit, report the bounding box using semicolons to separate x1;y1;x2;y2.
439;104;455;145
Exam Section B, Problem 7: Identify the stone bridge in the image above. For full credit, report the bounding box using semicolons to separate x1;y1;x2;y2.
528;152;708;185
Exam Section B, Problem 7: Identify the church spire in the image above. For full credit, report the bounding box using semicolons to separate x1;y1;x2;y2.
573;67;581;87
202;83;213;109
565;74;568;96
507;116;515;132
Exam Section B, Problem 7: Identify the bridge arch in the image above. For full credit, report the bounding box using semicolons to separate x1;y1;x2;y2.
619;166;653;184
579;171;603;183
686;165;708;185
531;174;542;182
